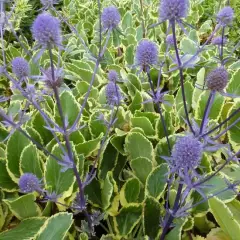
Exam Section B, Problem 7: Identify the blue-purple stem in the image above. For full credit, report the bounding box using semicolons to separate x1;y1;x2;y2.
70;29;112;132
146;69;171;154
199;91;215;135
171;21;194;134
48;47;90;227
220;27;225;65
160;183;183;240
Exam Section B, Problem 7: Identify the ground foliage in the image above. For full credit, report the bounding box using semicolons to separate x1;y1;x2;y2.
0;0;239;240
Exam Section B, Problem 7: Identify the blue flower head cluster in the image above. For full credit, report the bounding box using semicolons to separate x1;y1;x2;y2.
159;0;189;22
32;12;62;47
18;173;42;193
135;39;158;71
11;57;29;79
101;6;121;30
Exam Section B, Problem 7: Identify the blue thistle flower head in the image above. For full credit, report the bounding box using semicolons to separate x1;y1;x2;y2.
217;6;234;26
108;70;118;82
159;0;189;22
206;67;228;92
211;36;227;45
11;57;30;79
166;34;174;45
171;135;203;169
101;6;121;30
105;81;121;106
18;173;42;193
32;12;61;47
135;39;158;70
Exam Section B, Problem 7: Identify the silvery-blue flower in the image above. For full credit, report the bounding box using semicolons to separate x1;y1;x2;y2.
32;12;61;47
217;6;234;26
101;6;121;30
135;39;158;70
11;57;29;79
159;0;189;22
18;173;42;193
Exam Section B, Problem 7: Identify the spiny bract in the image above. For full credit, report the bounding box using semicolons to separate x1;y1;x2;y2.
171;135;203;169
11;57;29;79
159;0;189;22
206;67;228;92
217;6;234;26
18;173;41;193
32;12;61;47
135;39;158;69
101;6;121;30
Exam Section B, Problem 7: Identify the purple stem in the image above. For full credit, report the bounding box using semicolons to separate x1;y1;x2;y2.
220;26;225;65
171;21;195;134
146;69;171;154
70;29;112;132
160;183;183;240
48;47;90;227
201;106;240;138
199;91;215;135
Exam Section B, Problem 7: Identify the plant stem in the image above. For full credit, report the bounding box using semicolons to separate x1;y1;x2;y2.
201;106;240;138
139;0;146;38
48;47;91;228
199;91;215;135
160;183;183;240
171;21;194;134
146;70;171;154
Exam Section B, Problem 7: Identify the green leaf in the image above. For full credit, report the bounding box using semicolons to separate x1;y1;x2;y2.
36;213;73;240
226;69;240;96
195;92;225;121
180;38;198;55
84;178;102;207
227;101;240;151
209;197;240;240
125;44;135;65
99;143;118;180
131;117;155;137
75;134;103;157
122;11;132;31
144;197;161;239
226;199;240;223
0;217;46;240
165;219;187;240
120;178;140;206
89;112;107;138
110;134;127;156
4;193;41;219
55;91;80;127
44;144;75;196
0;160;18;191
125;132;154;161
145;164;169;200
130;157;152;184
6;131;30;182
114;204;142;237
32;112;53;144
192;68;205;108
101;172;115;210
20;144;43;179
128;90;143;114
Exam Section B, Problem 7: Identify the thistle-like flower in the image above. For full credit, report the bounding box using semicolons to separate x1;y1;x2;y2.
135;39;158;71
18;173;42;193
171;135;203;170
32;12;62;47
11;57;29;80
206;67;228;92
217;6;234;26
159;0;189;22
211;36;227;46
101;6;121;30
105;81;122;106
108;70;118;82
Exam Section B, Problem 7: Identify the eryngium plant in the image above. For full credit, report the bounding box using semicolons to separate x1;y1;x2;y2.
0;0;239;239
